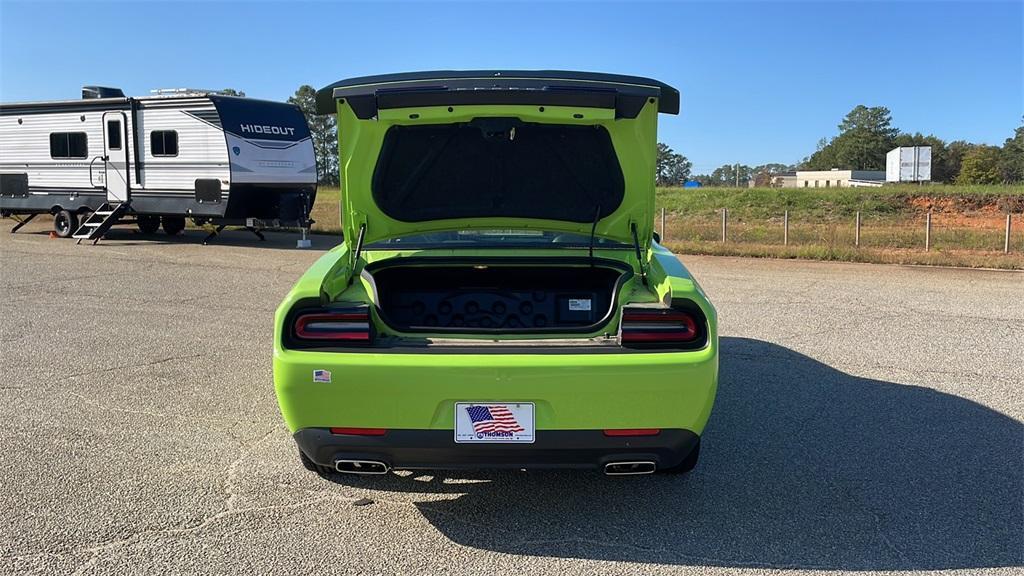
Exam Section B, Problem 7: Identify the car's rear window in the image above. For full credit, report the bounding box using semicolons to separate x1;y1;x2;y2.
371;118;625;224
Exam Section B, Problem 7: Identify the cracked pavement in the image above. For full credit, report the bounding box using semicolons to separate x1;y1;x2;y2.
1;220;1022;575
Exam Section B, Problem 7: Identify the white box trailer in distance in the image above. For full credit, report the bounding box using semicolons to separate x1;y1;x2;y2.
886;146;931;182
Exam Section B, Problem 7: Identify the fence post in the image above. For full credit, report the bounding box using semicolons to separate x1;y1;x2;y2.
721;208;728;243
1006;213;1013;254
783;210;789;246
660;207;666;241
855;211;861;248
925;210;932;251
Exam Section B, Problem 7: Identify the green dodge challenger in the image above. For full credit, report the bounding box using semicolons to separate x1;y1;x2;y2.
273;71;718;476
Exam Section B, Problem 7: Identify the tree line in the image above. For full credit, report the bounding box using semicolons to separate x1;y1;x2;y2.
255;86;1024;187
660;105;1024;187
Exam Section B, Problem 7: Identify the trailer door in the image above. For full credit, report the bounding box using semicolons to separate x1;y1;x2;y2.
102;112;130;203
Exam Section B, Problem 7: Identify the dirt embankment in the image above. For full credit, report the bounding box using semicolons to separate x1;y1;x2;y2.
907;194;1023;229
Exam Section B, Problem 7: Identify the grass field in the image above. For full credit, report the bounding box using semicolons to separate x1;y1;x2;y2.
309;186;343;235
309;185;1024;269
654;184;1023;221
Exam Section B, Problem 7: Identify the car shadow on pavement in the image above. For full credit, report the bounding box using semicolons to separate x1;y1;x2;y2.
323;337;1023;571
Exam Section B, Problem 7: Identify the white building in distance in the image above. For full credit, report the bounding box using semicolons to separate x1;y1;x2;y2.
792;169;886;188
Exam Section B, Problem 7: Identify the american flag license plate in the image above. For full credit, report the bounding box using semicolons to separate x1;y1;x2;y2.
455;403;535;443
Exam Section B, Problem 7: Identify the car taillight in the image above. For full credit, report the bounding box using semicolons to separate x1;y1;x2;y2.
620;307;701;346
294;309;371;342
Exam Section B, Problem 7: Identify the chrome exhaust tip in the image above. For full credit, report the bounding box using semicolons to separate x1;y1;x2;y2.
604;461;656;475
335;459;390;475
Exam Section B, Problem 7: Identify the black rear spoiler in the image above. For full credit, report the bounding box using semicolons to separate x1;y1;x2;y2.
315;70;680;119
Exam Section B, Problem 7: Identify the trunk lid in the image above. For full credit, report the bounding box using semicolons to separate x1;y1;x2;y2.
315;71;679;251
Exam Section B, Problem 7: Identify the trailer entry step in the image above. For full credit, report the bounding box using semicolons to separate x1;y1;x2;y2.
73;202;129;244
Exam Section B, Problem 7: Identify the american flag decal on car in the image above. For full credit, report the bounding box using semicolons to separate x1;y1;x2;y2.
465;405;525;434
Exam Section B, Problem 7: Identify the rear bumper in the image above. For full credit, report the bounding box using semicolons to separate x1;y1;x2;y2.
274;347;718;433
295;428;700;471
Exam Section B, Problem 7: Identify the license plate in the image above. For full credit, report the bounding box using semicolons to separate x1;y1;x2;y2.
454;402;535;443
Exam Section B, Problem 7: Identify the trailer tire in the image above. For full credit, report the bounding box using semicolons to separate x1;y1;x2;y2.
161;216;186;236
137;215;160;234
53;209;78;238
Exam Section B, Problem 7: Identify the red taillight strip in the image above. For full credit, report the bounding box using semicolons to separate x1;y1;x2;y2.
295;312;370;341
604;429;661;437
621;330;697;343
330;427;387;436
620;308;699;344
622;311;695;323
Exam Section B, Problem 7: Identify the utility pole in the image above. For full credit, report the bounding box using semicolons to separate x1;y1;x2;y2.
735;163;739;187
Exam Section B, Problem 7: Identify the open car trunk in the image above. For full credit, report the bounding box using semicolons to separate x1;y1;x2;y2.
367;261;631;334
318;71;678;251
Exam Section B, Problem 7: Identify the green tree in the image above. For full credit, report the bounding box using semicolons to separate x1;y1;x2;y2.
943;140;976;183
753;163;793;174
751;163;794;187
956;145;1003;184
220;88;246;97
999;118;1024;183
655;143;692;186
803;138;837;170
688;174;715;187
706;163;754;187
288;85;338;185
805;105;899;170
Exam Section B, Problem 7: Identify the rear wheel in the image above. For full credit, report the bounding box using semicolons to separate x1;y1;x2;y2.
161;216;186;236
659;442;700;475
53;209;78;238
137;215;160;234
299;450;335;475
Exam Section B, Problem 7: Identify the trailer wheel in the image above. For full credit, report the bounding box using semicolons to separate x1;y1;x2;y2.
161;216;186;236
53;209;78;238
137;215;160;234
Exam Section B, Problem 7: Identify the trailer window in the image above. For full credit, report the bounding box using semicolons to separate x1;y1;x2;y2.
106;120;122;150
49;132;88;159
151;130;178;157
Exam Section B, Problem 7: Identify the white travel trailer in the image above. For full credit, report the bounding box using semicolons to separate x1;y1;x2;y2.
0;86;317;242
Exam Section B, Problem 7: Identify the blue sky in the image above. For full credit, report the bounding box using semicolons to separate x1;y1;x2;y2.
1;1;1021;173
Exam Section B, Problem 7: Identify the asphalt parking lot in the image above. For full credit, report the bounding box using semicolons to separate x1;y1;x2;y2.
1;220;1022;575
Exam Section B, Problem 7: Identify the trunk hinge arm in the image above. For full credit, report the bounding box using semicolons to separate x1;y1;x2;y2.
630;222;648;286
588;205;601;266
348;222;367;286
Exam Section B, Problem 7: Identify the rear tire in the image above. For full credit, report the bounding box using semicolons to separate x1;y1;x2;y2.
137;215;160;234
53;209;78;238
659;442;700;475
161;216;186;236
299;450;334;475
